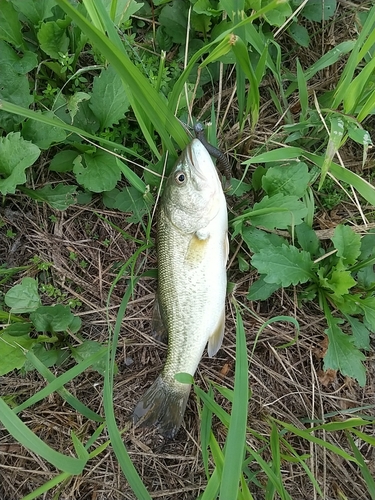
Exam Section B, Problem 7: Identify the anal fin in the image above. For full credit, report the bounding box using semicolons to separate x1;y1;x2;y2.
207;307;225;357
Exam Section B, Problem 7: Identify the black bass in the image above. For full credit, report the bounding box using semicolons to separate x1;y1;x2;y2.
133;138;228;438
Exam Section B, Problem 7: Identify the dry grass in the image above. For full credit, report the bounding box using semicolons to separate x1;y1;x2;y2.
1;3;375;499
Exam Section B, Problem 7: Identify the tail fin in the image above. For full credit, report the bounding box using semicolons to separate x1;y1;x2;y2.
132;375;191;439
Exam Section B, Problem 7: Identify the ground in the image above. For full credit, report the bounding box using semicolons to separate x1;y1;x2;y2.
1;1;375;499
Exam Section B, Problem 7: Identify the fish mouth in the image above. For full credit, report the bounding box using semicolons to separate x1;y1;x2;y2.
186;139;213;183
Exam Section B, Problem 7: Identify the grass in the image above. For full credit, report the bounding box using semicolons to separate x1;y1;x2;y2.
1;0;375;498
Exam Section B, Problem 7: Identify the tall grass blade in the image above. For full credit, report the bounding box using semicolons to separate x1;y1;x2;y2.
103;280;152;499
245;147;375;206
246;446;292;500
333;4;375;107
346;432;375;500
0;397;86;474
0;99;147;161
13;350;104;422
274;420;359;463
219;307;249;500
55;0;188;154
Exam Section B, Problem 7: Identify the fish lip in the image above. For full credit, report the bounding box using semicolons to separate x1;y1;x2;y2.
185;139;213;184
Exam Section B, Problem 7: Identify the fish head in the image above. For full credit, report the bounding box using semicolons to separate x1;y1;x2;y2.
162;139;223;233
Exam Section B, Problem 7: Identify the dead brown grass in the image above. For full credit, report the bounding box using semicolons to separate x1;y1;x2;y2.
1;2;375;499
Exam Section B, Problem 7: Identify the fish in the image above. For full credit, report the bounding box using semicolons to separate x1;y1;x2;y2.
132;138;228;438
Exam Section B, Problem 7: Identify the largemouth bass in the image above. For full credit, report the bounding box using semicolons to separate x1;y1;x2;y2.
133;138;228;438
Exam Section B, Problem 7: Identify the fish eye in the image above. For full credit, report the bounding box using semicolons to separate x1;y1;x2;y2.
175;172;186;184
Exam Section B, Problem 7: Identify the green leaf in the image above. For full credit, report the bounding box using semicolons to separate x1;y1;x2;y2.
4;277;41;313
302;0;337;22
66;92;91;121
262;162;310;197
37;20;70;59
71;340;110;376
191;11;212;35
50;150;79;172
247;277;280;300
0;41;35;131
263;0;292;26
360;233;375;259
0;0;24;49
30;305;75;333
104;0;143;24
89;65;130;129
73;152;121;192
113;186;152;223
345;316;370;351
11;0;56;25
251;244;314;286
0;132;40;195
0;332;35;375
174;372;194;384
331;225;361;265
296;223;320;256
159;0;189;44
3;323;32;337
359;297;375;331
25;344;70;371
22;112;67;149
246;194;308;229
228;178;252;197
288;22;310;48
241;226;287;253
324;316;366;387
357;266;375;289
325;268;356;296
21;184;77;210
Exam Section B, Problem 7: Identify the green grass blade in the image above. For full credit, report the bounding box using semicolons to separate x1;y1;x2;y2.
246;446;292;500
296;59;308;120
103;280;152;499
274;419;359;464
346;431;375;500
194;385;231;428
199;385;214;479
281;438;323;497
357;88;375;122
304;151;375;205
318;116;345;189
200;433;224;500
55;0;188;154
0;397;86;474
286;41;356;98
13;350;104;422
266;422;281;499
246;146;375;206
21;472;71;500
0;99;147;161
219;307;249;500
232;36;260;130
333;4;375;107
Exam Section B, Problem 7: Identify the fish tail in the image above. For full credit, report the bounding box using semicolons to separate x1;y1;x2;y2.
132;375;191;439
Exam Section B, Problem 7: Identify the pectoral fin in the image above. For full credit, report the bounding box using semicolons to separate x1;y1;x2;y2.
207;307;225;357
185;233;209;264
151;293;168;343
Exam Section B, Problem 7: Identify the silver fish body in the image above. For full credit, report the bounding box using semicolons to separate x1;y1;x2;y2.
133;138;228;438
